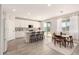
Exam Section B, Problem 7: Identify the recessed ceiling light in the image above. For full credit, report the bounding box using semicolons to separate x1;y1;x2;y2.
12;9;16;12
48;4;52;7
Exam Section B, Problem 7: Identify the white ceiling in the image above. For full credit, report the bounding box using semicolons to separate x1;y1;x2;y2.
3;4;79;21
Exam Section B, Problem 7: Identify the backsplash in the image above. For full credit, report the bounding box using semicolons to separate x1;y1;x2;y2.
15;27;28;32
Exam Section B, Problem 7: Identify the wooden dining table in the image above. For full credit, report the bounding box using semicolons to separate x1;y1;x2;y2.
54;34;71;48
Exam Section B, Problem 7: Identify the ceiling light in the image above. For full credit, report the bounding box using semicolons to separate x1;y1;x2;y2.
48;4;52;7
12;9;16;12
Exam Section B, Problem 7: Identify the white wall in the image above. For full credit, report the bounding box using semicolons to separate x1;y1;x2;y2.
0;5;7;54
5;14;15;41
0;4;3;55
78;15;79;41
50;19;57;33
57;18;62;33
70;15;79;40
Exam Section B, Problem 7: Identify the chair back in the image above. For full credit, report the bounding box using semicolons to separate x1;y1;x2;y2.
69;36;73;41
31;32;36;35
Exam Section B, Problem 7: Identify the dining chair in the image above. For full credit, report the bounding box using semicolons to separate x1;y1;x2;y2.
66;36;74;48
30;32;36;43
52;34;62;47
36;32;41;41
40;31;44;40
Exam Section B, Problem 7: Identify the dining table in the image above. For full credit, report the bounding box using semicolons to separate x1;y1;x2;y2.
55;34;71;48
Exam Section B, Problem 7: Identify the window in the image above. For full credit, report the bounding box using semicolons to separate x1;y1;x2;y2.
62;19;70;32
44;22;51;32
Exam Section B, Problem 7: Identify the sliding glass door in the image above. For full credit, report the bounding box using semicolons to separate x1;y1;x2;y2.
44;22;51;36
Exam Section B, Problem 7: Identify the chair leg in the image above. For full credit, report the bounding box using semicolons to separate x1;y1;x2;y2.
70;42;74;48
60;42;61;48
65;42;66;48
68;42;69;45
54;40;56;45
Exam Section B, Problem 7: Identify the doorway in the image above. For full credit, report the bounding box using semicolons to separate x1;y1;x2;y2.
43;22;51;36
